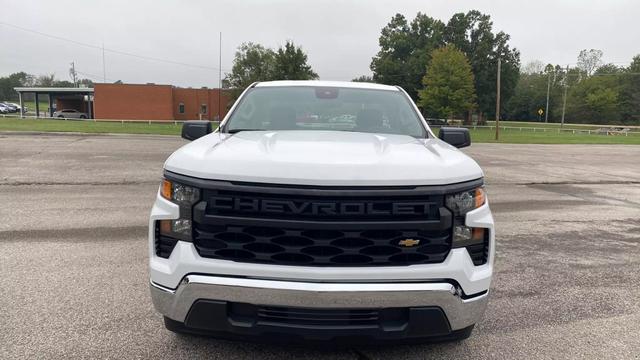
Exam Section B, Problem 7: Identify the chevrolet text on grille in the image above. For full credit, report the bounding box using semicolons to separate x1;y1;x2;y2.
209;196;436;216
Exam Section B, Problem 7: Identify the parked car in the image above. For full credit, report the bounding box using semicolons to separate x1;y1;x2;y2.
1;102;20;113
6;102;22;112
52;109;88;119
0;103;13;114
149;80;494;344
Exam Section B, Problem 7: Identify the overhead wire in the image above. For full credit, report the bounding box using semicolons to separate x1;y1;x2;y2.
0;21;230;72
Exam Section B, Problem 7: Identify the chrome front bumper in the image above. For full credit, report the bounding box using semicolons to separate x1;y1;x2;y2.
150;275;488;331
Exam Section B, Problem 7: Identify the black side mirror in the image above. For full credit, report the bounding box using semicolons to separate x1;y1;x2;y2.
181;120;212;141
438;127;471;148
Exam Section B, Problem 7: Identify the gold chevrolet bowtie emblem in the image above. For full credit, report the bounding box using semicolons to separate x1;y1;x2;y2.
398;238;420;247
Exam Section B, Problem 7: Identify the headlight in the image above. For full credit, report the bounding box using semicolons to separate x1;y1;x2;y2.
161;179;200;206
445;187;485;215
158;179;201;241
446;186;489;265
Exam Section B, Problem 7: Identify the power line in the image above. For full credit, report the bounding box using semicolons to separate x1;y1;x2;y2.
0;21;231;72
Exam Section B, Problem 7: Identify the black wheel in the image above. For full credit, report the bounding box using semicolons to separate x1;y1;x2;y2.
57;115;64;118
80;115;87;119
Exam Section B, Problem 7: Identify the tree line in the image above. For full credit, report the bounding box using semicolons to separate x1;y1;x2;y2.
3;10;638;125
222;41;318;99
365;11;520;123
0;72;94;101
225;10;639;125
505;52;640;125
226;10;520;123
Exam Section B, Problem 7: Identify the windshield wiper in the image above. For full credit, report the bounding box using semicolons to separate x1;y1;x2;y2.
226;128;266;134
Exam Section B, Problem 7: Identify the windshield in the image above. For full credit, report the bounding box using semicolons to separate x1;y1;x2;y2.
224;86;427;137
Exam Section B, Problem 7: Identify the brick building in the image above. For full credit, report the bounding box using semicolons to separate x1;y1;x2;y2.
93;83;230;121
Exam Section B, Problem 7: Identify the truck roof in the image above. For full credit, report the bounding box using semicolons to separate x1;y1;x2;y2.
254;80;399;91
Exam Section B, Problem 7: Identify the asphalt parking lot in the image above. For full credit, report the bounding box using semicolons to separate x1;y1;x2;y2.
1;133;639;359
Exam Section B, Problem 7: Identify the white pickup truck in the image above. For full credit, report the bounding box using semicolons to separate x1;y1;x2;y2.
149;80;494;343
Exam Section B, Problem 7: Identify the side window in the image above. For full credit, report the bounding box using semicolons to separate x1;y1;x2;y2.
200;104;207;114
178;103;185;114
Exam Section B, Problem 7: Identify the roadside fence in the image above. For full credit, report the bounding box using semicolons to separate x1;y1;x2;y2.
1;114;221;127
2;114;638;136
430;124;640;136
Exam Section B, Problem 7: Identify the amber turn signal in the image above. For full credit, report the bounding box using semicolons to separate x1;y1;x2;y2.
475;188;486;208
161;179;172;200
158;219;172;235
472;227;486;241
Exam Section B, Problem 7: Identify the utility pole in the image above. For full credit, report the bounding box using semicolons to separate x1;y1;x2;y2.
69;61;77;87
217;31;222;121
102;42;107;83
495;58;501;141
544;71;551;123
560;65;569;129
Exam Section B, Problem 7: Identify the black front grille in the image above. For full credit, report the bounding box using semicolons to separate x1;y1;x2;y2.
184;300;452;339
184;180;461;267
206;189;442;221
256;306;383;328
193;223;451;266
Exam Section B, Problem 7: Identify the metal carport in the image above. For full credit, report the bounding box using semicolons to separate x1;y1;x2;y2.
13;87;94;118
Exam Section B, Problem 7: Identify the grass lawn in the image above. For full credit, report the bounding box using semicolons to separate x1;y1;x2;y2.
1;117;639;144
2;100;51;113
22;100;51;111
0;117;182;135
467;127;640;144
484;120;640;131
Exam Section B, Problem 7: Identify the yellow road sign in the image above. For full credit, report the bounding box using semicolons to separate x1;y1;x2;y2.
538;108;544;116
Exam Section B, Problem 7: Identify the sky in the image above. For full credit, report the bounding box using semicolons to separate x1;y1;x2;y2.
1;0;638;88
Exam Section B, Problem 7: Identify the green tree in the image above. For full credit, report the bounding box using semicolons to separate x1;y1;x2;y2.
505;53;640;125
504;72;548;121
53;80;74;87
272;41;318;80
78;78;94;87
35;74;56;87
370;13;445;99
595;63;622;75
352;75;374;82
619;55;640;124
223;41;318;99
418;45;476;119
505;63;565;121
370;10;519;119
223;42;276;94
444;10;520;120
564;72;621;124
0;72;96;101
0;72;35;100
585;88;618;114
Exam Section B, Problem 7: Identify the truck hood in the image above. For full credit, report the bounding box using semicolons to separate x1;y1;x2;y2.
164;130;483;186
